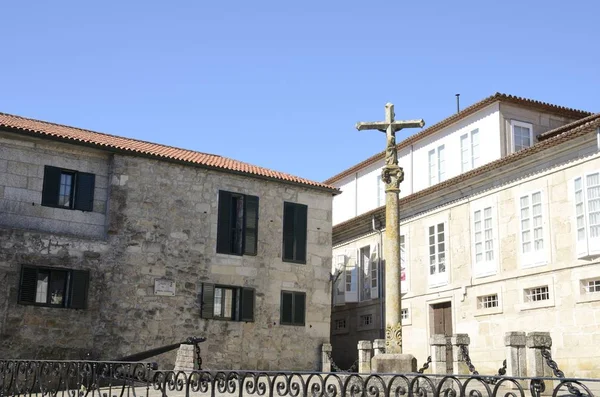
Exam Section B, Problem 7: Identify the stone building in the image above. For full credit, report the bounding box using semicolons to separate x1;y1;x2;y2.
0;112;337;370
327;93;600;378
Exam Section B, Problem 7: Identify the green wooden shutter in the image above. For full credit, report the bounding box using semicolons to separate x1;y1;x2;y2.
19;267;38;304
41;166;61;207
74;173;95;211
216;191;232;254
295;204;308;263
201;283;215;319
240;288;255;321
293;293;306;326
282;203;295;261
69;270;89;309
280;291;293;324
244;195;259;256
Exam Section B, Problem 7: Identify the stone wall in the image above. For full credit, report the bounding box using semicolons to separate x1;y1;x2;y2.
0;132;333;371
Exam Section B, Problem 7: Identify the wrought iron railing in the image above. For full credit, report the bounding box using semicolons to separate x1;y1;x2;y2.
1;361;599;397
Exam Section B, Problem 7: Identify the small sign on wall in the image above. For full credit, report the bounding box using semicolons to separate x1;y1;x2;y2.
154;279;176;296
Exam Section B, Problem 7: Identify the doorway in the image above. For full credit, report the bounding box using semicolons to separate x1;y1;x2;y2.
430;302;453;373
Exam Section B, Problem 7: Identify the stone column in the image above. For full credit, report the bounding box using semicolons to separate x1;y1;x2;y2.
174;343;196;371
505;332;527;377
322;343;332;372
357;341;373;373
450;334;470;375
373;339;386;356
430;334;448;374
526;332;553;377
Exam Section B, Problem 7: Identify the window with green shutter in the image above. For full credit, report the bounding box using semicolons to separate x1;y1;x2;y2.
217;191;259;256
42;166;96;211
280;290;306;326
200;283;255;322
18;265;89;309
282;202;308;263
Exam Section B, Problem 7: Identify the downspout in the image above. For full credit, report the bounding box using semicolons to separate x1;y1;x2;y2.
372;216;385;339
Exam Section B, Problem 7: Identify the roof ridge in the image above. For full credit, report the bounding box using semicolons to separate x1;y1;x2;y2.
323;93;592;185
0;111;222;158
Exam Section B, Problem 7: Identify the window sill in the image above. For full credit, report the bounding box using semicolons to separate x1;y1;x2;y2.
517;301;554;311
428;280;449;289
472;270;497;279
282;258;307;265
521;260;548;269
280;323;305;327
474;306;503;317
576;293;600;304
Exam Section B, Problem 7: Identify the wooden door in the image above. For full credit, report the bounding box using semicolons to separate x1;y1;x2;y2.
431;302;453;373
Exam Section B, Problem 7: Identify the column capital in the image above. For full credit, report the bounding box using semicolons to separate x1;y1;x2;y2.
526;332;552;349
505;332;527;347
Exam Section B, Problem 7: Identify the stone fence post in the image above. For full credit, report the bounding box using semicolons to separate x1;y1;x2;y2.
357;341;372;373
429;334;448;374
174;343;196;371
451;334;470;375
322;343;332;372
505;332;527;377
373;339;386;356
526;332;552;377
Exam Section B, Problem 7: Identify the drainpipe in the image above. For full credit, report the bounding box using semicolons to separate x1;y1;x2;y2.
372;216;385;339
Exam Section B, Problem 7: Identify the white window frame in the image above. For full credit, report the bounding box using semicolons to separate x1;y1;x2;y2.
572;172;600;259
428;145;446;186
427;220;449;287
573;268;600;304
518;190;548;268
471;198;498;278
377;175;385;207
460;128;480;173
344;249;358;303
400;233;409;293
333;255;346;306
331;315;350;335
359;246;371;302
370;243;379;299
401;304;412;326
511;120;534;153
517;276;555;311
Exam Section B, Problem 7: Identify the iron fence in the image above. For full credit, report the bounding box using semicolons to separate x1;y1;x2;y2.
1;360;599;397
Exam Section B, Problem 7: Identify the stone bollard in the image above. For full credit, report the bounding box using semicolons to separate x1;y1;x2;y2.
174;343;196;371
450;334;471;375
429;334;448;374
373;339;386;356
322;343;332;372
526;332;553;377
357;340;373;373
505;332;527;377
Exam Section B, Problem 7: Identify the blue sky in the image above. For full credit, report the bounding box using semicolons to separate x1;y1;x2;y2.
1;0;598;182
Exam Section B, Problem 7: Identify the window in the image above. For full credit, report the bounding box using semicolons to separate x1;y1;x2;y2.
524;286;550;302
359;246;377;301
584;279;600;293
280;291;306;326
360;314;372;326
519;191;547;266
574;174;600;259
511;120;533;152
400;234;408;293
478;294;499;309
282;202;308;263
41;166;95;211
401;308;409;320
428;222;447;286
472;205;497;277
217;191;259;256
200;283;255;321
460;129;480;172
428;145;445;186
18;266;89;309
377;175;385;207
334;319;347;330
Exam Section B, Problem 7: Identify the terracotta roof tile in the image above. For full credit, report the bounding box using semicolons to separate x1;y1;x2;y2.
0;112;338;193
324;93;592;185
332;113;600;245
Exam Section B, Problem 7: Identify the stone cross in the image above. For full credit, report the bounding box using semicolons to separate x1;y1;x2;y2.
356;103;424;354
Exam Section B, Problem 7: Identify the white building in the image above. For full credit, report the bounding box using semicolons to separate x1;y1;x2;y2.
327;93;600;378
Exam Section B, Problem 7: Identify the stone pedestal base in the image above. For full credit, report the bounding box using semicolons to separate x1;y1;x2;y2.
371;353;417;373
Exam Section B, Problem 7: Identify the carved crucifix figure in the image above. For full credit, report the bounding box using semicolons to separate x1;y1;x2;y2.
356;103;424;354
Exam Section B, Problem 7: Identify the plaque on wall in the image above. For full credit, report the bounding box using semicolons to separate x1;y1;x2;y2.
154;279;176;296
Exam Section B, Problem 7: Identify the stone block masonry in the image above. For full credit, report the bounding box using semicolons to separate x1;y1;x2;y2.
0;132;334;371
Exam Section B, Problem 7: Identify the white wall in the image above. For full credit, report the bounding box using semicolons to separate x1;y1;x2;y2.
332;103;501;225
